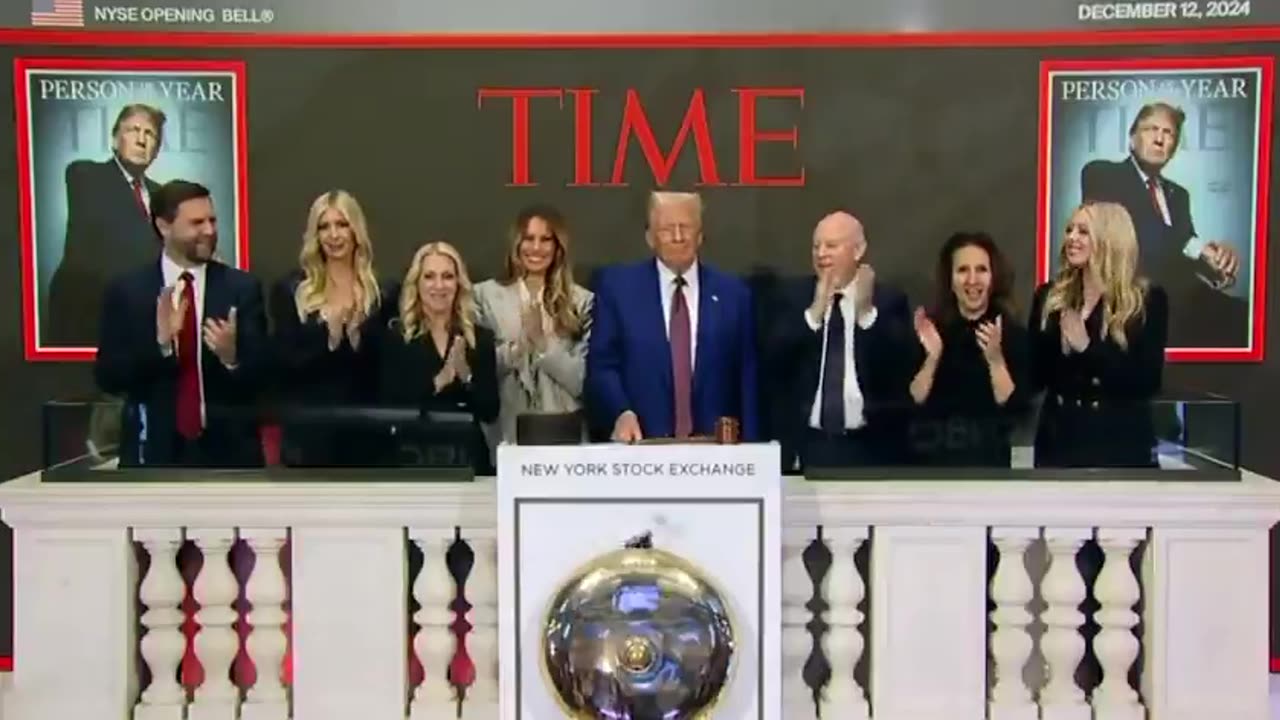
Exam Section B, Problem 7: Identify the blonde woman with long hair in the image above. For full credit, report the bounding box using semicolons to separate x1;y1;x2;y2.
473;204;593;449
1028;201;1169;468
271;190;396;466
380;241;499;473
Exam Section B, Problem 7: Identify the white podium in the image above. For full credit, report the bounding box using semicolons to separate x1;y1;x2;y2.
496;442;782;720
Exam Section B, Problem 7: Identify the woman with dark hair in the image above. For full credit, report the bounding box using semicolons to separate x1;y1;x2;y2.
473;204;593;452
906;232;1030;466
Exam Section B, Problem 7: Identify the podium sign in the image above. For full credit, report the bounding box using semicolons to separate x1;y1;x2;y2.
497;442;782;719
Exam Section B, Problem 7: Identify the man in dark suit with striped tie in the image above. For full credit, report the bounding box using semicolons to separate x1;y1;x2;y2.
770;211;911;471
47;103;166;347
94;180;268;467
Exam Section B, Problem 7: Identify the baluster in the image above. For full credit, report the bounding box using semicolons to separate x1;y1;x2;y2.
1091;528;1145;720
818;526;870;720
240;528;290;720
781;528;818;719
410;528;458;719
988;527;1037;720
1039;527;1091;720
461;530;497;718
188;528;241;720
134;529;187;720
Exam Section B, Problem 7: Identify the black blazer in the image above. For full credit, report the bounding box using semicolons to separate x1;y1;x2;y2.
1081;157;1245;348
268;272;400;465
379;323;500;471
1028;282;1169;467
94;260;269;467
907;309;1031;467
48;158;162;346
768;276;912;470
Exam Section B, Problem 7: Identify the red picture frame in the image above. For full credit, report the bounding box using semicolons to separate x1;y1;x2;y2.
1037;55;1273;363
13;56;250;362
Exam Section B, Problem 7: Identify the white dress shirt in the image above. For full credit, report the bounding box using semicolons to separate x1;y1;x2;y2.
115;156;151;213
805;279;878;431
159;253;208;426
656;259;699;369
1131;156;1204;259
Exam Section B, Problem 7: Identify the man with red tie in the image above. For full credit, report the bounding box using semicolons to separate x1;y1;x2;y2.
47;103;167;347
586;190;759;442
94;179;267;467
1080;101;1247;349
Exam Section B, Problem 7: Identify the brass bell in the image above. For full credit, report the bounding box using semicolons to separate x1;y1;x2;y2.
541;531;737;719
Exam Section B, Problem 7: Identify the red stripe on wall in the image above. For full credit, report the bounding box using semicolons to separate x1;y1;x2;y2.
0;26;1279;48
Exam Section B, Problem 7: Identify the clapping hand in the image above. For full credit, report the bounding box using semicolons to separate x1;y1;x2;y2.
913;307;942;358
976;315;1004;365
156;285;188;346
326;303;354;349
1060;309;1090;353
521;302;546;352
808;270;836;323
852;264;875;318
447;337;471;384
202;307;238;367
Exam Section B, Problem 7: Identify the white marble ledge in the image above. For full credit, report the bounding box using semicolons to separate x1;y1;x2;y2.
786;470;1280;529
1;468;1279;531
0;470;496;529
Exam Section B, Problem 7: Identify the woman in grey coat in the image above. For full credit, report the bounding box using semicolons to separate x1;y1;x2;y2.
474;204;593;456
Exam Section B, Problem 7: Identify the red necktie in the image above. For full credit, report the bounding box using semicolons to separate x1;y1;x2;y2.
1147;177;1163;215
131;177;147;218
670;276;693;438
175;272;202;439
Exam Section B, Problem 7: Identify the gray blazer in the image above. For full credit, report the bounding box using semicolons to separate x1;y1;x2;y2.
473;278;593;452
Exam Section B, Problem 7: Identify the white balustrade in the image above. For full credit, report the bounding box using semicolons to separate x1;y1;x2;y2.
187;528;239;720
1039;526;1091;720
409;527;458;720
780;528;817;719
817;525;870;720
0;466;1278;720
988;526;1038;720
461;530;498;719
1091;527;1145;720
133;528;187;720
239;528;290;720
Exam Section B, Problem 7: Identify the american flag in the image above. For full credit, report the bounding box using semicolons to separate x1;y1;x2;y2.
31;0;84;27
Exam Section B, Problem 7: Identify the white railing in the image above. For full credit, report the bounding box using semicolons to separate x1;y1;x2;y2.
0;465;1278;720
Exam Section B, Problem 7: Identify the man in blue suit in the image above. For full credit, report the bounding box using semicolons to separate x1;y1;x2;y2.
587;191;759;442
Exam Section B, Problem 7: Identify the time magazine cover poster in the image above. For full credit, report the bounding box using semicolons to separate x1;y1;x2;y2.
14;58;249;361
1037;56;1273;362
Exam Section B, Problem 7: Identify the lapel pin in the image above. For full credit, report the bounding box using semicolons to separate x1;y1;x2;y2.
712;294;719;302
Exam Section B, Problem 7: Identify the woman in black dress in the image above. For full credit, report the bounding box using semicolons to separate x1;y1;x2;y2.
271;190;397;466
381;241;499;474
1029;201;1169;468
907;232;1029;466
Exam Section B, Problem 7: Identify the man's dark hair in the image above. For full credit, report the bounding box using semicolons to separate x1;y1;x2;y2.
111;103;167;144
151;180;211;227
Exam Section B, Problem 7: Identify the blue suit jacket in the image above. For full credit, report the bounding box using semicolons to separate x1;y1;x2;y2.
586;259;759;441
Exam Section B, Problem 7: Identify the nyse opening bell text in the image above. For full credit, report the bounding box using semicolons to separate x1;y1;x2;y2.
1077;0;1250;21
93;6;274;24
